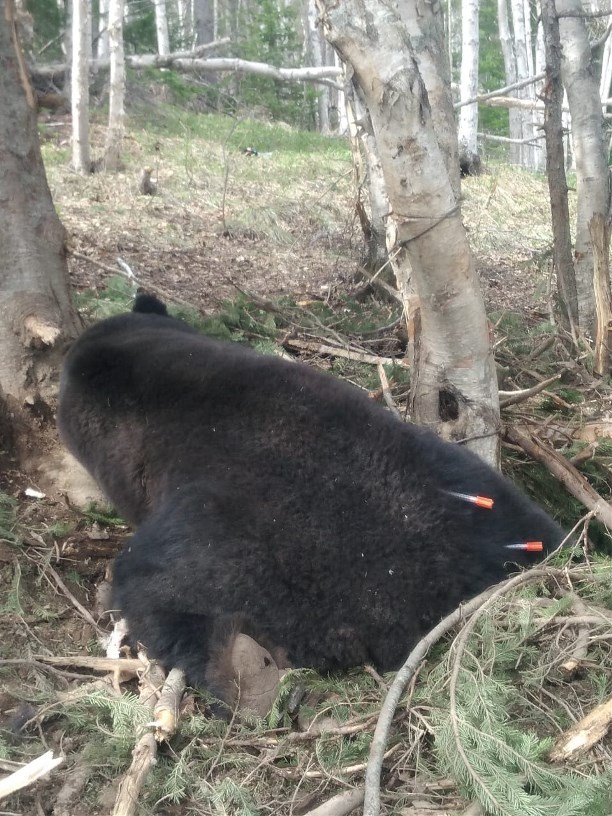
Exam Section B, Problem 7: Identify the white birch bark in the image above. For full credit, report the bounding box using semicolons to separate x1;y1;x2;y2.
97;0;110;57
317;0;500;465
153;0;170;54
498;0;521;163
511;0;535;167
334;50;347;133
306;0;330;132
176;0;191;48
457;0;480;160
71;0;90;173
599;17;612;111
103;0;126;171
397;0;459;195
346;83;389;271
558;0;611;334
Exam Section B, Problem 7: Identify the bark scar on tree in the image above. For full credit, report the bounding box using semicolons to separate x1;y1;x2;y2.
22;315;62;348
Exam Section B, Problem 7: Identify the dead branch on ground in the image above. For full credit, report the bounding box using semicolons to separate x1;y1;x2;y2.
302;787;365;816
283;337;407;368
498;374;561;408
112;657;166;816
0;751;63;800
150;667;186;742
505;427;612;528
363;567;572;816
34;654;144;675
549;695;612;761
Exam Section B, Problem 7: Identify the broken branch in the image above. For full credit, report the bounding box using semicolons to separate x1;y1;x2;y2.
505;427;612;528
549;695;612;761
0;751;63;800
283;337;407;368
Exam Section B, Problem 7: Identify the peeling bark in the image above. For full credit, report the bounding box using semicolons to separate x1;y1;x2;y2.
316;0;500;465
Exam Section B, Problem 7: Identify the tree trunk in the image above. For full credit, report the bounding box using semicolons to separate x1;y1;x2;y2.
0;0;81;437
98;0;110;57
154;0;171;55
346;83;389;274
498;0;521;164
193;0;214;45
511;0;536;168
558;0;611;336
397;0;459;195
457;0;480;164
540;0;579;334
103;0;126;171
533;18;547;172
71;0;90;173
317;0;500;466
305;0;330;132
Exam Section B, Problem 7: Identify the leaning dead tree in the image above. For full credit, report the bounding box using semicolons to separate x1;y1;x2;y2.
316;0;500;465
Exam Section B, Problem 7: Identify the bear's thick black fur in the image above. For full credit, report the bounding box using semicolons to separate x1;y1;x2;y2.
58;295;564;696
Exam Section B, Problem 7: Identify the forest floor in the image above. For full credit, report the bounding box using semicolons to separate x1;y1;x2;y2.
1;87;612;816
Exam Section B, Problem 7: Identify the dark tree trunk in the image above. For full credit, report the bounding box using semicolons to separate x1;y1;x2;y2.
193;0;214;44
540;0;579;336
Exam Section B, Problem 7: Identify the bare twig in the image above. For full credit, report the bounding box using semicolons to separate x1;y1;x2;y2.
559;594;592;677
69;251;196;313
363;567;571;816
505;427;612;528
376;363;402;419
357;266;403;304
283;337;407;368
33;655;144;675
455;72;545;109
498;374;561;408
44;564;104;634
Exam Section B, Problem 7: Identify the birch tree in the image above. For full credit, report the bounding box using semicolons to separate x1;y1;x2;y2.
511;0;536;167
305;0;330;132
103;0;126;171
193;0;214;44
153;0;170;54
71;0;90;173
98;0;110;57
498;0;521;163
316;0;500;465
457;0;480;167
558;0;611;335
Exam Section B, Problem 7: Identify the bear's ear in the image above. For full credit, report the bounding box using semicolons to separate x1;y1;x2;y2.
205;628;285;718
228;633;283;718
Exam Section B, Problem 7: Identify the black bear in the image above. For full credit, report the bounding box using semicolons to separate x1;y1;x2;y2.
57;295;564;703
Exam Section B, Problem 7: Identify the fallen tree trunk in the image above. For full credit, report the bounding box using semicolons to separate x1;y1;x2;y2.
31;50;342;89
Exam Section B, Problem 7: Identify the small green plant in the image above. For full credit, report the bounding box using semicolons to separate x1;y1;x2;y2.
75;274;135;320
81;501;125;527
0;492;18;543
